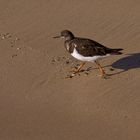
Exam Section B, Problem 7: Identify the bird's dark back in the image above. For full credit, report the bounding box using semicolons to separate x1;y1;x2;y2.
65;37;108;56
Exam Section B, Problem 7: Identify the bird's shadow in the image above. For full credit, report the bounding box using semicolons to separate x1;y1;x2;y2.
110;53;140;75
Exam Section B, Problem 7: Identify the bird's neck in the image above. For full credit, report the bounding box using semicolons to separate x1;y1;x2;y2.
64;41;74;54
65;35;74;41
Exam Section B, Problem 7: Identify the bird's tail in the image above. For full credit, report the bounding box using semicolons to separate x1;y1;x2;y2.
110;48;123;55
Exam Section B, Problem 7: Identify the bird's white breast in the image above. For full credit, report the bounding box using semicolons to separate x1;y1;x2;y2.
71;48;110;62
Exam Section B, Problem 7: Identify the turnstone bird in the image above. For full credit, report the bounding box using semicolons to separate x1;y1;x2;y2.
53;30;123;77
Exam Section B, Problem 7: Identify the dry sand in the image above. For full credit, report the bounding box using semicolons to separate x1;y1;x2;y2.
0;0;140;140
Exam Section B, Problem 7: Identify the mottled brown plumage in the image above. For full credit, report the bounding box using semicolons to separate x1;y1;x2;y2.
66;37;123;56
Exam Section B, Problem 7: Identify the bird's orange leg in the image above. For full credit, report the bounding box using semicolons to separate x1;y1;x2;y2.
95;61;106;77
70;62;86;73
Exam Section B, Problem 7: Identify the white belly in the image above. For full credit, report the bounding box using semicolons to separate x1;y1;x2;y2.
71;48;110;62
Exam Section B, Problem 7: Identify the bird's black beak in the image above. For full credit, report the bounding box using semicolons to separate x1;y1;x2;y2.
53;35;61;38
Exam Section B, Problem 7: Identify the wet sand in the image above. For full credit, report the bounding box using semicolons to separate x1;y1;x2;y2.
0;0;140;140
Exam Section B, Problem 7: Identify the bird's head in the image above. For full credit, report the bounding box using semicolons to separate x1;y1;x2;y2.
53;30;74;41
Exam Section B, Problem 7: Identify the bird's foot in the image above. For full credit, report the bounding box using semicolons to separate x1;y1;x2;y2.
69;68;81;74
70;62;86;74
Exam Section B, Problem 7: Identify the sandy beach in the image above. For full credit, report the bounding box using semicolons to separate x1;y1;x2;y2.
0;0;140;140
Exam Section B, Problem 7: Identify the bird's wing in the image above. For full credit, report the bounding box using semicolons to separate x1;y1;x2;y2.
71;38;108;56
